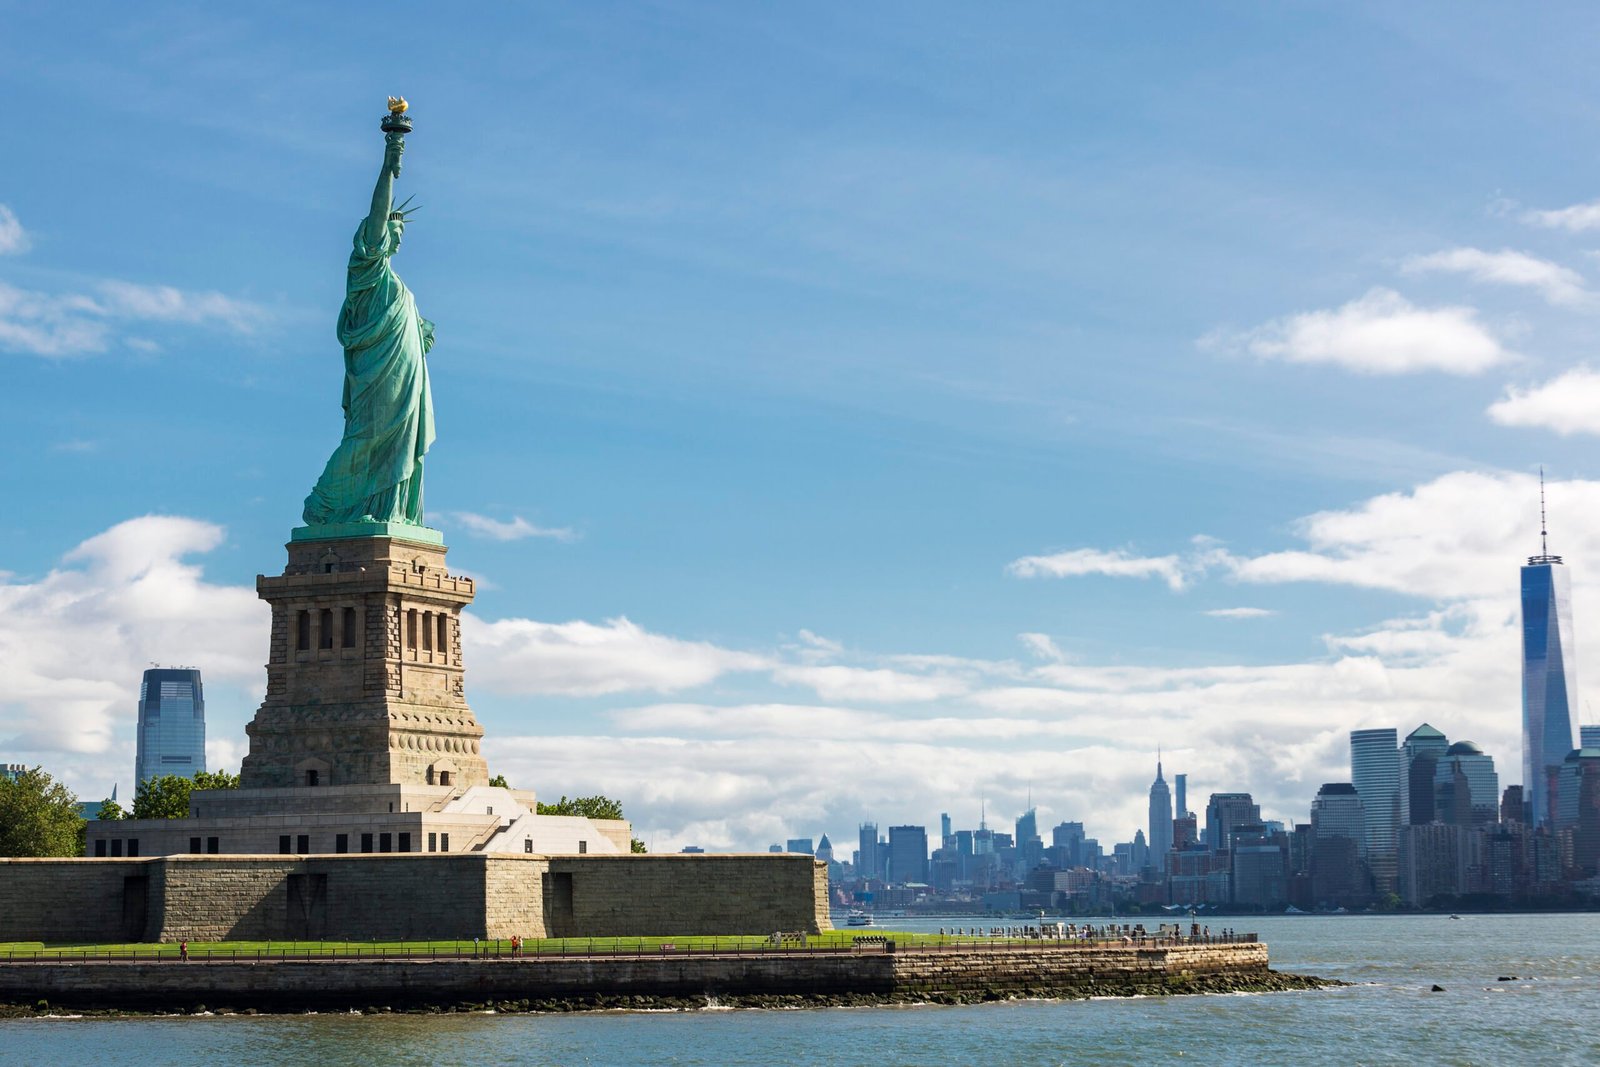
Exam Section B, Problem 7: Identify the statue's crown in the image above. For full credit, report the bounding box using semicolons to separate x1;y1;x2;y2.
389;193;421;223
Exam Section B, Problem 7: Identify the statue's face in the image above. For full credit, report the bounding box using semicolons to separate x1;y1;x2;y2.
388;218;405;249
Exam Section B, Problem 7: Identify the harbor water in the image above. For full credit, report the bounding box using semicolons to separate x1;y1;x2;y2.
2;913;1597;1065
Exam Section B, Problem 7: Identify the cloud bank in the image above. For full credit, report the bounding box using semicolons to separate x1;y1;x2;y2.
8;474;1587;850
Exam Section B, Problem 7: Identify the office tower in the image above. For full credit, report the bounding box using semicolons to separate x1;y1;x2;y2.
1130;829;1148;872
857;823;880;882
887;825;929;884
1051;821;1085;867
1433;742;1499;826
1311;783;1366;847
1397;823;1465;907
1560;749;1600;875
1204;793;1260;851
785;837;814;855
1350;728;1400;892
1016;812;1043;876
134;667;206;789
1310;783;1369;905
1523;476;1578;829
815;834;833;865
940;812;952;843
1174;773;1188;819
1501;784;1525;826
1556;746;1600;822
1231;831;1288;908
1582;725;1600;749
1398;723;1448;826
0;764;24;783
1148;759;1173;871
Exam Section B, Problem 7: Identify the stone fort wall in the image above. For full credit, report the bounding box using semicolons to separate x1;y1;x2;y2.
0;854;829;943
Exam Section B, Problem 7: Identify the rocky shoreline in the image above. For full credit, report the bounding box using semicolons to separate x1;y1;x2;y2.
0;969;1337;1018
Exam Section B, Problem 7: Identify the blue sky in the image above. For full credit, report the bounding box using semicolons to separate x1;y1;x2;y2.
7;2;1600;851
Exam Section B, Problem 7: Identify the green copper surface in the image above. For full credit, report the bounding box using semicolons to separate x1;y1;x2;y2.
289;521;443;546
302;123;436;531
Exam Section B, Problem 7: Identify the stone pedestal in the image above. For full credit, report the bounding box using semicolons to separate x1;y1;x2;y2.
240;532;489;790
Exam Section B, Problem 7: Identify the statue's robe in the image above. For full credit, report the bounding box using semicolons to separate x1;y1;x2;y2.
303;218;436;526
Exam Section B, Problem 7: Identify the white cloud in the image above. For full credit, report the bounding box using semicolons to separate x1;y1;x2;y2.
1018;632;1066;661
0;205;29;255
446;512;577;542
1203;288;1510;375
0;279;264;359
1402;247;1589;307
464;614;768;696
1488;367;1600;436
50;439;99;454
0;282;111;356
1204;607;1277;619
771;664;970;703
1222;470;1558;600
1007;547;1189;591
95;281;262;331
1523;198;1600;232
796;629;843;654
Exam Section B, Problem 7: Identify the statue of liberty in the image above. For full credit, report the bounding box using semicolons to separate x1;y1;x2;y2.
302;99;435;530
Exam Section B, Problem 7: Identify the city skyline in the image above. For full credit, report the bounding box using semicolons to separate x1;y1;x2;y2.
11;5;1600;851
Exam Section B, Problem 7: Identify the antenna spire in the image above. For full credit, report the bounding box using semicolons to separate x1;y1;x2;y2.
1541;466;1549;558
1530;467;1563;566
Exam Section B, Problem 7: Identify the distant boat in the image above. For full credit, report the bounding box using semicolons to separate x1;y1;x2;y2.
1284;906;1307;914
845;910;875;927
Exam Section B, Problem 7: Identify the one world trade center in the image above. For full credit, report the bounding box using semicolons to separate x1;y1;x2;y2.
1522;474;1577;829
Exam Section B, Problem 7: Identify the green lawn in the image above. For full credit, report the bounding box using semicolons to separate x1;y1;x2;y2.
0;930;1058;960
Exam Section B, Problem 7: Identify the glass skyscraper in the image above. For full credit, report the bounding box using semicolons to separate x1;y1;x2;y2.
887;824;929;884
1398;723;1448;826
1522;532;1577;830
1350;728;1399;891
134;667;207;788
1311;783;1366;846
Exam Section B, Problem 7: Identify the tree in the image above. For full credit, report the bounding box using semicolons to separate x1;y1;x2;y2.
193;769;241;791
96;796;128;821
0;767;84;857
488;773;509;789
537;794;624;821
132;769;241;820
631;838;648;854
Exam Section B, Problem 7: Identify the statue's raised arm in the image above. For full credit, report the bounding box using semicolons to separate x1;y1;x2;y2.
364;132;405;249
300;99;437;533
